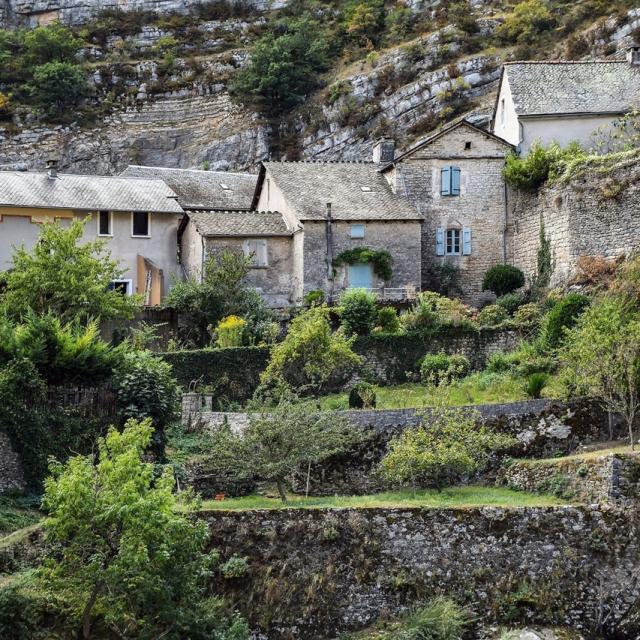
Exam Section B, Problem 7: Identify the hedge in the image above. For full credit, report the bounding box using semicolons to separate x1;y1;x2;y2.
159;346;271;403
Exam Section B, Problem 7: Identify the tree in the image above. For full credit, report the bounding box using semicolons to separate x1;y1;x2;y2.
22;22;83;66
562;295;640;449
208;401;365;501
40;419;249;639
230;14;330;115
0;219;140;323
339;288;378;336
379;389;515;490
28;61;88;117
497;0;555;43
259;304;362;397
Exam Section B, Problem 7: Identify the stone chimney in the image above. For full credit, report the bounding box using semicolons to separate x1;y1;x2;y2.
372;138;395;164
46;158;59;179
627;45;640;65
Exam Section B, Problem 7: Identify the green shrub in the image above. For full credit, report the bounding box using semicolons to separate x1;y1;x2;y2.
348;381;377;409
220;555;249;579
539;293;590;350
482;265;525;297
401;292;475;332
513;302;543;326
497;0;555;44
526;372;549;399
0;582;50;640
28;61;88;119
304;290;325;307
420;352;470;383
399;596;469;640
334;247;393;281
340;289;378;336
487;342;554;377
496;292;526;315
477;304;509;327
215;315;246;348
376;306;401;333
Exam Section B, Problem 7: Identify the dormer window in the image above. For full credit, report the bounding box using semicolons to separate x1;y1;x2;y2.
220;183;230;190
360;186;372;192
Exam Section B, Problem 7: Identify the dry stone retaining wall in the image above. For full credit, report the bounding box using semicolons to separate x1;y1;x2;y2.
205;505;640;639
0;431;26;495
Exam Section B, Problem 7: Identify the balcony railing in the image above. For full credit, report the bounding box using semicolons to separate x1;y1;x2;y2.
355;286;417;301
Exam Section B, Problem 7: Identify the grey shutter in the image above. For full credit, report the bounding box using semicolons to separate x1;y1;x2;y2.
451;167;461;195
462;227;472;255
436;228;445;255
440;167;451;196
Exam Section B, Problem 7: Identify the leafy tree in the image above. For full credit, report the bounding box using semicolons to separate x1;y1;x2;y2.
28;61;88;117
259;304;362;397
497;0;555;43
230;14;330;115
482;264;525;297
379;395;515;490
22;22;83;66
344;0;384;47
208;401;364;501
40;418;249;639
1;219;140;323
562;295;640;449
165;250;273;346
339;288;378;335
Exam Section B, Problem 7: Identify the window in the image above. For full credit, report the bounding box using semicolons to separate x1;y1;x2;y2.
98;210;111;236
464;141;472;150
360;186;372;192
243;238;268;267
350;223;365;239
108;280;132;295
132;211;150;237
446;228;461;255
440;166;461;196
436;227;472;256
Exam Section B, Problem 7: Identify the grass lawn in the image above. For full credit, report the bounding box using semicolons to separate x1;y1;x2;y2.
318;372;564;411
0;495;43;536
199;486;570;511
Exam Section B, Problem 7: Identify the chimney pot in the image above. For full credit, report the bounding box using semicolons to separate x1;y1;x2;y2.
372;138;395;164
627;45;640;65
46;158;59;179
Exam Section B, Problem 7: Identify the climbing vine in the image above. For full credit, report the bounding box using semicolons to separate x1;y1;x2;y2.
533;215;554;293
333;247;393;281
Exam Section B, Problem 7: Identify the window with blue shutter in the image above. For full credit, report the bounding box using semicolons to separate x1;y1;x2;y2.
440;167;450;196
441;166;461;196
436;228;445;256
462;227;472;255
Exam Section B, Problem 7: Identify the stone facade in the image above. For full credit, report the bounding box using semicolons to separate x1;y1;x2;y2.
382;121;512;304
508;159;640;287
205;505;640;639
496;452;640;505
0;431;26;495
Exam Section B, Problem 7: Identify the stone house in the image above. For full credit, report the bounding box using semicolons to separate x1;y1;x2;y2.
253;160;424;303
0;161;184;304
491;53;640;154
379;119;514;303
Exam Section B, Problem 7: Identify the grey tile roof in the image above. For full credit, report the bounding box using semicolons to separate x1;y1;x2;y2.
262;162;422;221
504;61;640;116
121;165;257;210
189;210;292;237
0;171;182;213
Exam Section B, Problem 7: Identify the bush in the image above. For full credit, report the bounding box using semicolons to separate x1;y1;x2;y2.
348;381;377;408
340;288;378;336
496;292;526;315
401;292;475;332
513;302;543;326
482;265;525;297
497;0;555;43
420;352;470;383
220;555;249;579
477;304;509;327
0;582;50;640
526;372;549;399
399;597;469;640
215;315;246;348
486;341;554;377
28;61;88;118
304;290;325;307
539;293;590;350
376;306;401;333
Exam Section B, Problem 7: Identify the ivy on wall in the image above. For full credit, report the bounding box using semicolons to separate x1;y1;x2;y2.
333;247;393;281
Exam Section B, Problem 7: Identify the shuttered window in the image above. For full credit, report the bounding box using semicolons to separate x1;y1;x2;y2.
440;166;461;196
437;227;472;256
243;238;268;267
462;227;472;255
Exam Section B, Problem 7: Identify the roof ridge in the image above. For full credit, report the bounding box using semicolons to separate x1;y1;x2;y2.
194;209;282;214
126;165;256;177
505;59;627;65
266;160;374;164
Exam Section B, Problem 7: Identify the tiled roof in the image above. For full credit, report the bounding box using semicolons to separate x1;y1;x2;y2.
504;61;640;116
0;171;182;213
262;162;422;221
189;210;293;236
121;165;257;210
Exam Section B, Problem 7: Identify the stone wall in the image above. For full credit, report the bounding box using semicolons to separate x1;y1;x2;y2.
0;431;26;495
509;158;640;287
205;505;640;639
182;397;624;495
496;452;640;505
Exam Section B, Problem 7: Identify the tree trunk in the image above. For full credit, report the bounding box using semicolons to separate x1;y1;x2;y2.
82;581;102;639
629;418;635;452
276;479;288;503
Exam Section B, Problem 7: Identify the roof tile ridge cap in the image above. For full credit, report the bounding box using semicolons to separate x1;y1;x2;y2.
506;59;625;65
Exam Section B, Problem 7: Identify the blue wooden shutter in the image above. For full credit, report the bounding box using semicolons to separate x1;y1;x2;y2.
440;167;451;195
436;228;445;255
451;167;461;195
462;227;472;255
